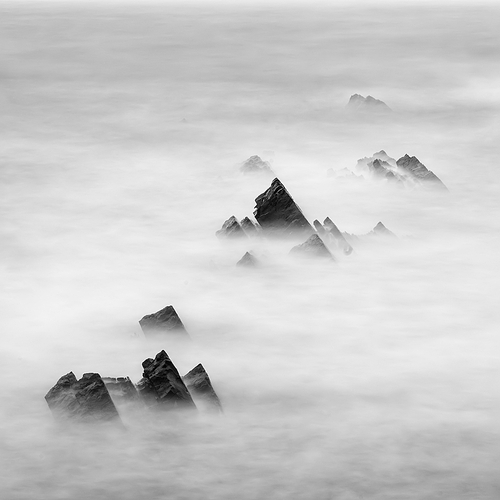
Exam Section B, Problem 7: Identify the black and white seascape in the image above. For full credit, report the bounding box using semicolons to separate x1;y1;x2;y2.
1;1;500;498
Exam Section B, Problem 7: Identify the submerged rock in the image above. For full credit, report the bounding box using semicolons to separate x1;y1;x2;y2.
396;155;447;189
183;364;222;412
237;251;259;267
139;305;189;338
216;216;247;239
102;377;140;406
240;155;274;175
140;350;196;410
254;178;314;237
290;234;334;260
45;372;121;424
370;221;396;237
347;94;391;112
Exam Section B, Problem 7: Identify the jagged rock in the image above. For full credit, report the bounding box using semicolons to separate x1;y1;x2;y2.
254;178;314;237
347;94;391;112
323;217;353;255
45;372;121;424
140;350;196;410
237;251;259;267
240;216;260;236
102;377;140;406
290;234;334;260
139;305;189;338
216;216;248;239
396;155;447;189
135;377;158;408
313;220;326;235
183;364;222;412
370;221;396;237
240;155;274;175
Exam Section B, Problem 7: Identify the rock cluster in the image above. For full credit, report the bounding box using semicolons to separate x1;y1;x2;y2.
45;350;222;424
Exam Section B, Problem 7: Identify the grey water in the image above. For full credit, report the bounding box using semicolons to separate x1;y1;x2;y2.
1;2;500;499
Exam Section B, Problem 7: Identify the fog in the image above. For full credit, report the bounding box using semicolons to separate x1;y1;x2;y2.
1;2;500;499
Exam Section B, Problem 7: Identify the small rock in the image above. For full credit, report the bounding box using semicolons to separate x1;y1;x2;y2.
183;364;222;412
396;155;447;189
102;377;141;406
240;216;260;236
240;155;274;175
139;305;189;338
237;251;259;267
140;350;196;410
370;221;396;237
254;178;314;237
216;216;248;239
45;372;121;424
290;234;334;260
313;220;326;235
323;217;353;255
347;94;391;112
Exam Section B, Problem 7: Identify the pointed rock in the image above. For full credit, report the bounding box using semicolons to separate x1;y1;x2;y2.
323;217;353;255
237;251;259;267
254;178;314;237
396;155;447;189
139;305;189;338
140;350;196;410
313;220;325;235
216;216;247;239
290;234;334;260
370;221;396;237
183;364;222;412
45;372;121;424
240;216;260;236
240;155;274;175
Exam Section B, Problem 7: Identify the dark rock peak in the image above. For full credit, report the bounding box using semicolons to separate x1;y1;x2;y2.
45;372;121;424
396;155;447;189
347;94;391;111
237;251;259;267
240;155;273;175
216;215;247;239
290;234;334;261
254;178;314;237
183;363;222;412
139;305;188;338
240;216;260;236
372;221;396;237
140;350;196;410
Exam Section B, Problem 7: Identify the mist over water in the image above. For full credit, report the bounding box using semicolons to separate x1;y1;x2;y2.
1;2;500;499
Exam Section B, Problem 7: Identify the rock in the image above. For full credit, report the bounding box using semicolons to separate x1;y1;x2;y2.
323;217;353;254
216;216;248;239
347;94;391;112
240;216;260;236
254;178;314;237
102;377;141;406
45;372;121;424
135;377;158;408
240;155;274;175
139;305;189;338
290;234;334;260
313;220;326;235
237;251;259;267
140;350;196;410
370;221;396;237
396;155;447;189
183;364;222;412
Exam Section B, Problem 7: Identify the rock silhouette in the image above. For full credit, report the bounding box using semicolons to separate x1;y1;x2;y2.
237;251;259;267
45;372;121;424
216;216;248;239
240;216;260;236
139;305;189;338
240;155;274;175
183;364;222;412
396;155;447;189
254;178;314;237
347;94;391;112
139;350;196;410
323;217;354;254
290;234;334;260
370;221;396;237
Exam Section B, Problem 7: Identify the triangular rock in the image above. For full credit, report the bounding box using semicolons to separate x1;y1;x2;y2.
323;217;353;254
396;155;447;189
240;155;274;175
290;234;334;260
240;217;260;236
139;350;196;410
45;372;121;424
216;216;247;239
254;178;314;237
139;305;189;338
370;221;396;237
237;251;259;267
183;364;222;412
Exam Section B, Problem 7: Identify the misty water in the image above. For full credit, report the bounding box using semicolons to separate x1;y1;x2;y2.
1;2;500;499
